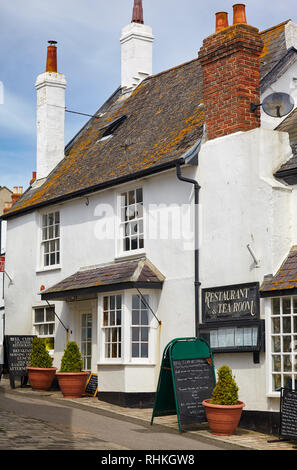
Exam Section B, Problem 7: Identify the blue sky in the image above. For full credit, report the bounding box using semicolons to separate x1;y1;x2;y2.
0;0;295;190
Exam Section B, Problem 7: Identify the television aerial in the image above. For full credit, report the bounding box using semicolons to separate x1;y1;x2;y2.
250;92;295;118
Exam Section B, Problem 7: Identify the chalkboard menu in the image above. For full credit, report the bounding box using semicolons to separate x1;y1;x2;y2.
85;373;98;396
151;337;215;432
4;335;35;378
172;358;215;425
280;388;297;440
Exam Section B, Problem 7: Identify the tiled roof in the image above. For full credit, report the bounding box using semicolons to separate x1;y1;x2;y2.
260;246;297;294
6;58;204;218
3;20;293;219
259;20;290;79
274;108;297;177
41;257;165;300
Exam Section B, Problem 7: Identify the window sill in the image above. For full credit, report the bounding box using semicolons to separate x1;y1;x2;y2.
97;361;156;366
266;392;282;399
115;250;146;262
36;265;62;274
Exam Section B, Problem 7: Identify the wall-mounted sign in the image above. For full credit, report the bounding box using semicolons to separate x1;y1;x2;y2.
0;257;5;273
202;282;260;323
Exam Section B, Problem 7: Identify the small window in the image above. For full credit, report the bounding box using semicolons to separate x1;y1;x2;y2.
99;116;127;141
33;306;55;351
41;211;60;267
131;295;149;358
102;295;122;359
120;188;144;252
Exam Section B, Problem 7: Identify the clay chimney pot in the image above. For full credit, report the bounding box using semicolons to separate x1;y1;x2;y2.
46;41;58;73
233;4;247;25
215;12;229;32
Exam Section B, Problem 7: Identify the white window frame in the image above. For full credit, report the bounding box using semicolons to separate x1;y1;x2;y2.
116;186;145;258
81;312;93;371
97;290;157;365
37;209;62;272
32;305;56;352
266;296;297;396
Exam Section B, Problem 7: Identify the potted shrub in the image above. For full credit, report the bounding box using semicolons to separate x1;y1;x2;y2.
56;341;89;398
202;365;245;436
26;337;57;391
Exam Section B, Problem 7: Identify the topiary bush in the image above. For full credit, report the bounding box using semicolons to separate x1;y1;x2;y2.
60;341;83;373
210;365;239;405
30;337;53;368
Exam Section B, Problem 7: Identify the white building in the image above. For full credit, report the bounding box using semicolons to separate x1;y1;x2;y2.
3;2;297;433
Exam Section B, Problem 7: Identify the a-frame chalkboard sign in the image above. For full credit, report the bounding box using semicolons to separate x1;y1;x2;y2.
151;337;216;432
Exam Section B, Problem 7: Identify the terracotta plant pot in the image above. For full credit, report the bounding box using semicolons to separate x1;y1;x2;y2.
56;371;89;398
27;366;57;392
202;399;245;436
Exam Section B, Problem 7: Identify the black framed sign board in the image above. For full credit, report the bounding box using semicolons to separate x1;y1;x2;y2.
4;335;35;388
202;282;260;323
85;373;98;396
279;387;297;440
151;337;216;432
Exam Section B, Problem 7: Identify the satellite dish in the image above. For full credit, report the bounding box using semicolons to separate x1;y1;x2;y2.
250;92;294;118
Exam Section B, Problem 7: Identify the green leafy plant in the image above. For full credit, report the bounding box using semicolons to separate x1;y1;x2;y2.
30;337;53;368
210;365;239;405
60;341;83;373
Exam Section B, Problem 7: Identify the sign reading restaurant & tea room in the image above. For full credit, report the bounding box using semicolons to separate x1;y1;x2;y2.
202;282;260;323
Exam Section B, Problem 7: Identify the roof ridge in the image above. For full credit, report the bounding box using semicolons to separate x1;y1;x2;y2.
260;19;291;35
143;57;199;83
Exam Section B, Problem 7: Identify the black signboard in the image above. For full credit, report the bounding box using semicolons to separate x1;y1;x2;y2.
172;358;215;426
280;388;297;440
151;337;216;432
85;373;98;397
202;282;260;323
4;335;35;388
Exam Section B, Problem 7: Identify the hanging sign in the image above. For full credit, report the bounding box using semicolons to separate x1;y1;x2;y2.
0;257;5;273
85;373;98;397
202;282;260;323
151;337;215;432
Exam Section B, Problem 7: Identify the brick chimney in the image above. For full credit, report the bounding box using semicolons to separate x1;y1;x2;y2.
35;41;66;180
3;186;23;213
198;4;263;141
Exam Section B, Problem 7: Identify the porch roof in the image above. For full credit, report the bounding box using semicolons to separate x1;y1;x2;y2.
40;257;165;301
260;246;297;297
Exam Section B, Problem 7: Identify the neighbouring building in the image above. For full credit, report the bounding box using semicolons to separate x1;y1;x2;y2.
3;1;297;433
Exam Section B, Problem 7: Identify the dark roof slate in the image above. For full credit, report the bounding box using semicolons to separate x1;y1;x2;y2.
260;246;297;293
41;257;165;300
3;20;294;218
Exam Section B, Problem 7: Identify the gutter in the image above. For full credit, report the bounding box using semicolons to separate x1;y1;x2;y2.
175;138;202;337
1;158;185;221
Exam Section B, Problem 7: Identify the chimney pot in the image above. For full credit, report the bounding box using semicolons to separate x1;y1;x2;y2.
46;41;58;73
233;4;247;25
215;12;229;32
132;0;144;24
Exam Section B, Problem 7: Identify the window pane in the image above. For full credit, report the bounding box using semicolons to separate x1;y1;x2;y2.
141;311;148;325
132;295;139;310
273;374;281;391
46;308;55;322
283;317;291;334
272;298;280;315
141;343;148;358
284;356;292;372
136;188;143;203
132;311;139;325
272;317;280;334
132;327;139;342
272;336;281;353
132;343;139;358
141;327;148;341
283;298;291;315
272;355;281;372
35;308;44;323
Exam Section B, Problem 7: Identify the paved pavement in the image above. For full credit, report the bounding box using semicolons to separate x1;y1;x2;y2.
0;377;296;451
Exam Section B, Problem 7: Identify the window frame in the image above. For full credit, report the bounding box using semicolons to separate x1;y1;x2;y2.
97;290;156;365
266;296;297;396
32;305;56;352
37;208;62;272
116;186;145;258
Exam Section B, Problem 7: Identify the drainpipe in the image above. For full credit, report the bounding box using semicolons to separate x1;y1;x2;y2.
176;161;201;337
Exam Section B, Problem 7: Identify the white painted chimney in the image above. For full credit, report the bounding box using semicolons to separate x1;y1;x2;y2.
120;0;154;90
35;41;66;180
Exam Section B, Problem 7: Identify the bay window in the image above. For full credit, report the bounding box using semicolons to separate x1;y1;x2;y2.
99;291;154;363
268;296;297;392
